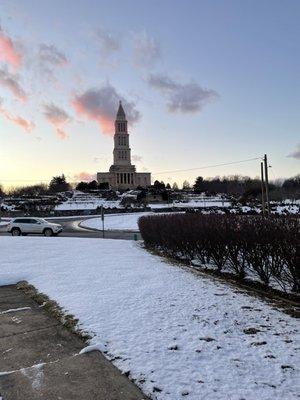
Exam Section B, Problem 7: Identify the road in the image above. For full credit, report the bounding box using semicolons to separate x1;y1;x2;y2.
0;216;141;240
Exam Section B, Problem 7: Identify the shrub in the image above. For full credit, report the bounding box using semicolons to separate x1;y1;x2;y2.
139;214;300;293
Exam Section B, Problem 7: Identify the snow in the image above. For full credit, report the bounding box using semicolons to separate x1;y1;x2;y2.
275;205;299;214
80;212;153;231
55;199;122;211
0;307;31;314
21;363;44;390
80;212;184;231
149;200;231;210
79;343;107;354
54;193;123;211
0;237;299;399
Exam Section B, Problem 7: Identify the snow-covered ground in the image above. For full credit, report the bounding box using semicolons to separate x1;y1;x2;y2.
0;237;299;400
81;212;185;231
0;218;10;227
55;198;122;211
80;212;152;231
149;200;231;209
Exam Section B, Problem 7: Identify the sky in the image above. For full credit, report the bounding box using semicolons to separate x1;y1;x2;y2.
0;0;299;189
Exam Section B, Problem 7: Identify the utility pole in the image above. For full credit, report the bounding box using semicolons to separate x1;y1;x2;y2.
264;154;270;215
260;161;266;216
101;206;105;238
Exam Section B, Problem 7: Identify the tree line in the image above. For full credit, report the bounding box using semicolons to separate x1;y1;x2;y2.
1;173;299;200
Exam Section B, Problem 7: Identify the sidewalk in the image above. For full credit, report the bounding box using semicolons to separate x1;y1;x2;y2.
0;285;147;400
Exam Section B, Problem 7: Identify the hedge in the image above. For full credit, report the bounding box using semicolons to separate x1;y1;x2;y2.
138;214;300;293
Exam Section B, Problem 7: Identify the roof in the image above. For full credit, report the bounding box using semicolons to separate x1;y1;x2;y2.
116;101;126;120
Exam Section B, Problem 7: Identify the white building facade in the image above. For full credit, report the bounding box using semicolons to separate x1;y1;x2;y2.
97;102;151;190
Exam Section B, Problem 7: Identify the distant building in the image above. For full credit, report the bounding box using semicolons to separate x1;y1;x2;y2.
97;102;151;190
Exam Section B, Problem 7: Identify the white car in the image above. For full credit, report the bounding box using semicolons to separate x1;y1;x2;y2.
7;217;63;237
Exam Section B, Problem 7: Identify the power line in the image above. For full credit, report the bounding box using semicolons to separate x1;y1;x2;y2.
0;157;262;183
152;157;261;175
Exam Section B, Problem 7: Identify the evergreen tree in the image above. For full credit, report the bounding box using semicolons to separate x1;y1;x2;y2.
49;174;71;193
182;180;190;190
0;184;5;197
76;181;89;191
193;176;205;193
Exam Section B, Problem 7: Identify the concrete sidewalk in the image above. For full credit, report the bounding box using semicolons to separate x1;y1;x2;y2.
0;285;147;400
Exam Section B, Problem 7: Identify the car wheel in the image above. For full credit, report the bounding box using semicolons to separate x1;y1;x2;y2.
44;228;53;237
11;228;21;236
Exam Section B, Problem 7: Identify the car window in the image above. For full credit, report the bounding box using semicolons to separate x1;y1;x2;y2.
29;219;39;224
14;219;30;224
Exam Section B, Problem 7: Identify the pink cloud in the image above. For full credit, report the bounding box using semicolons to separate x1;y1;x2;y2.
73;172;96;181
0;103;35;133
0;28;22;68
0;68;27;102
72;85;140;136
43;103;71;140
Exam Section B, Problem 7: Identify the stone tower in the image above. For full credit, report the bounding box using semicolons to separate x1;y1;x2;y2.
113;101;132;166
97;102;151;190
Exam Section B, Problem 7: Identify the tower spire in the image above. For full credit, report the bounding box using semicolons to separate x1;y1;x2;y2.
116;100;126;121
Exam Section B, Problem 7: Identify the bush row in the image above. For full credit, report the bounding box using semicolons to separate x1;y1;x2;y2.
138;214;300;293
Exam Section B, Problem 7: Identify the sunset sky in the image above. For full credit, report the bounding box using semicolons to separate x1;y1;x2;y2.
0;0;299;188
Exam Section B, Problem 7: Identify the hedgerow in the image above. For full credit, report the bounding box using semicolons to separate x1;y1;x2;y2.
138;214;300;293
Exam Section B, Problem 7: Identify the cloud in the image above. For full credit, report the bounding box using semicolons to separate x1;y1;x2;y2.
133;31;161;68
0;100;35;132
73;172;96;181
0;68;27;101
287;144;300;160
148;73;219;113
95;28;121;58
0;26;22;68
39;44;68;67
132;154;143;162
73;84;141;135
43;103;71;140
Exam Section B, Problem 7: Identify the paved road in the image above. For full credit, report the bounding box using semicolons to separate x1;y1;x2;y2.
0;216;141;240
